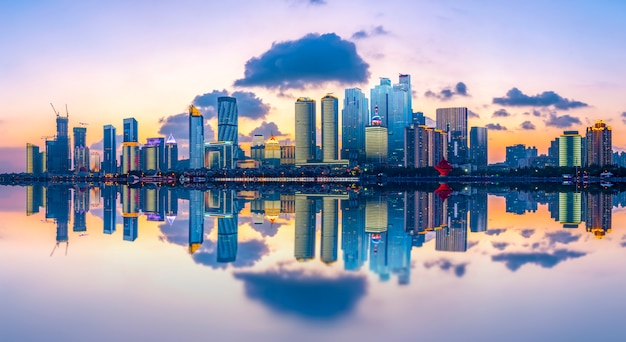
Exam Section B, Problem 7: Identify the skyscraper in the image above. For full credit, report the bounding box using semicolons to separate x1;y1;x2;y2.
295;97;316;164
365;109;388;165
388;74;412;166
436;107;468;164
585;120;612;167
123;118;138;143
103;124;117;174
341;88;369;162
164;133;178;171
26;143;42;174
370;78;393;127
73;127;89;172
189;105;204;169
559;131;582;167
470;126;488;170
121;118;139;173
321;94;339;162
47;114;71;174
217;96;238;145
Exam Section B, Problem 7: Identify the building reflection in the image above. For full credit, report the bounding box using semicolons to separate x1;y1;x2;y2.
585;192;612;238
189;189;204;254
73;184;89;232
46;185;71;256
102;184;117;234
121;185;139;241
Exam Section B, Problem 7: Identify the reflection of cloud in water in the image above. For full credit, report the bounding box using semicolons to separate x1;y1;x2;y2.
234;270;367;320
492;242;509;250
158;219;190;246
520;229;534;238
424;259;467;277
192;239;268;269
240;216;284;237
467;241;479;249
545;231;580;246
492;249;586;271
485;228;506;236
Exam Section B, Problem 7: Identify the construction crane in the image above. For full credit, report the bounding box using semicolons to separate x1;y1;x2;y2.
41;135;55;140
79;122;88;126
50;103;60;117
65;104;69;118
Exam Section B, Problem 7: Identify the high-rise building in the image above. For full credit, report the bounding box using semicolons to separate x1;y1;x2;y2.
370;78;393;127
205;141;235;169
264;135;281;168
388;74;412;166
141;138;163;172
26;143;42;174
217;96;238;145
436;107;468;165
103;124;117;174
321;94;339;162
251;134;265;162
164;133;178;171
123;118;138;143
47;114;71;174
585;120;612;167
506;144;537;168
470;126;488;170
189;105;204;169
341;88;369;163
295;97;316;164
73;127;89;172
365;110;388;165
559;131;582;167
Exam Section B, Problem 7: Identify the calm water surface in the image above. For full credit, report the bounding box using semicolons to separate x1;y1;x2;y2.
1;184;626;341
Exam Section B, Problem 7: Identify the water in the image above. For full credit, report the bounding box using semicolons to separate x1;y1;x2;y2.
1;183;625;341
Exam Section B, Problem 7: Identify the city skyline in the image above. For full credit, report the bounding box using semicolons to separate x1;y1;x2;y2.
1;1;626;172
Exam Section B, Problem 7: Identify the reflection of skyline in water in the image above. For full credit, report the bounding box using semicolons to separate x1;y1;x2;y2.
24;184;621;278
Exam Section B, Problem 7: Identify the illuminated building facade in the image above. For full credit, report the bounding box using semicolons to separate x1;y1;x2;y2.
189;105;205;169
341;88;368;163
321;94;339;162
73;127;89;172
585;120;612;167
217;96;238;145
103;124;117;174
295;97;316;164
470;126;488;170
559;131;582;167
436;107;468;165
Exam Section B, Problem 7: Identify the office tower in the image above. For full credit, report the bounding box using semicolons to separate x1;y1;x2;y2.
46;114;71;174
341;88;369;162
189;189;204;254
295;194;316;261
280;145;296;165
559;192;581;228
321;94;339;162
103;184;117;234
251;134;265;162
141;137;164;172
436;107;468;165
217;96;238;146
295;97;316;164
388;74;412;166
73;127;89;172
365;109;388;165
412;111;426;125
341;194;367;271
264;135;281;168
585;120;612;167
205;141;235;169
123;118;138;143
470;126;488;170
559;131;582;167
469;188;488;232
321;197;338;264
506;144;529;168
164;133;178;171
189;105;204;169
370;78;393;127
585;192;612;238
103;124;117;174
90;152;100;173
26;143;42;174
404;125;417;167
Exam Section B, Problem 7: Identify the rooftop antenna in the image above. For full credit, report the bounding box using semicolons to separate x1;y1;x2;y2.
65;104;69;118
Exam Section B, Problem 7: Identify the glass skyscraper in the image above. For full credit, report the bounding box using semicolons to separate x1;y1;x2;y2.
321;94;338;162
341;88;369;162
217;96;238;145
585;120;612;167
73;127;89;172
123;118;138;143
436;107;469;165
470;126;488;170
189;105;204;169
121;118;139;173
295;97;316;164
559;130;582;167
103;124;117;174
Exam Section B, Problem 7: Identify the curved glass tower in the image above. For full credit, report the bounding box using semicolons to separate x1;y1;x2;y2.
189;105;204;169
321;94;338;162
217;96;238;145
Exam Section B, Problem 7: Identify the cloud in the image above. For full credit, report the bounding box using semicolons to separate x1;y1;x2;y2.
234;270;367;320
424;259;467;277
493;87;588;109
192;89;270;120
621;112;626;124
468;110;480;119
485;228;506;236
492;249;586;271
545;231;580;246
533;110;542;117
308;0;326;5
485;123;507;131
157;113;216;156
424;82;469;100
234;33;370;90
193;239;269;269
545;113;581;128
520;229;535;238
492;242;509;250
351;25;389;40
493;109;510;118
239;121;286;143
89;134;123;152
520;121;536;130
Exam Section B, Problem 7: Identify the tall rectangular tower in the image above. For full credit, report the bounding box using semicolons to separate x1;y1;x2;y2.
295;97;316;164
189;105;205;169
470;126;488;170
73;127;89;172
217;96;238;145
321;94;338;162
341;88;369;162
436;107;468;164
103;124;117;174
585;120;612;167
559;131;582;167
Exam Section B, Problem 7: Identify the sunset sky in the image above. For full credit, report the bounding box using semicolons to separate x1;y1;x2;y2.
1;0;625;172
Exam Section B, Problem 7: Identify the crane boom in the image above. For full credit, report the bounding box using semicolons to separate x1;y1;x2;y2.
50;103;60;117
